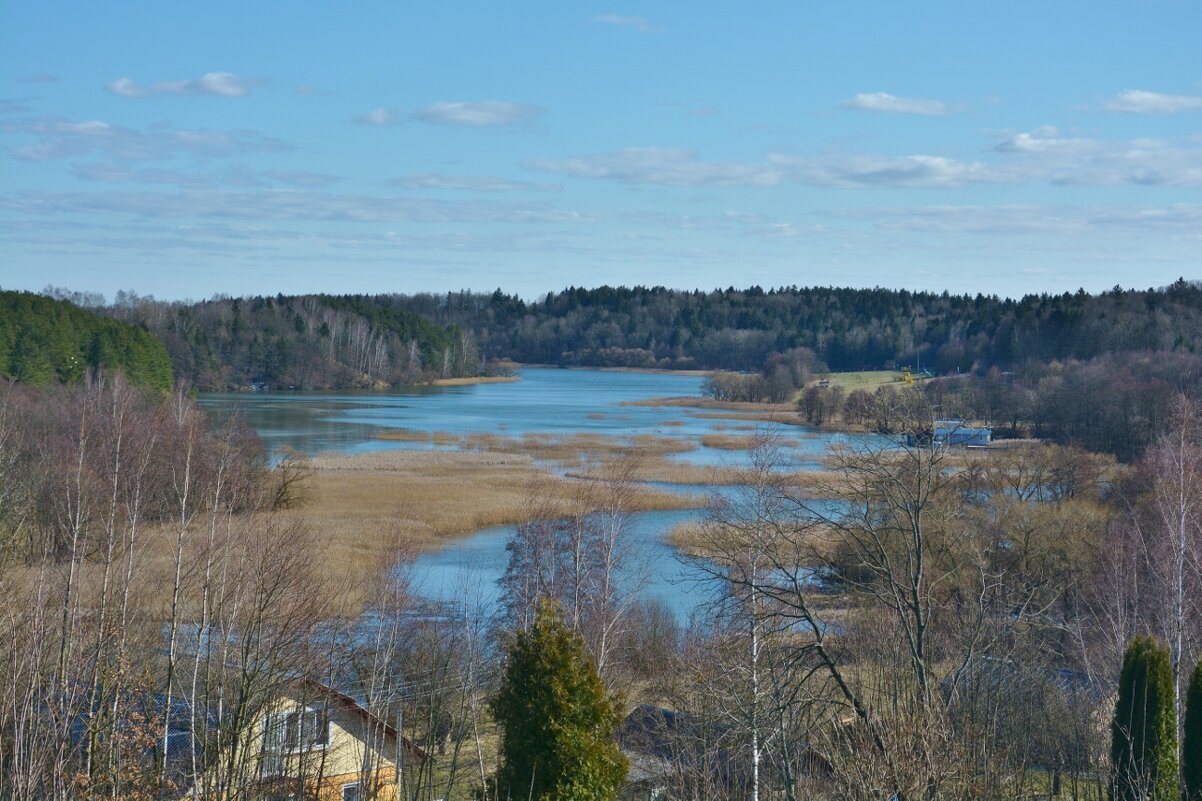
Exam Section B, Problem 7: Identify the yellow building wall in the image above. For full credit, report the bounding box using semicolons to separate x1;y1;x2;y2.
214;693;409;800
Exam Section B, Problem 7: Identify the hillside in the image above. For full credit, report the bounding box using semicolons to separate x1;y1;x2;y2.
104;292;480;391
0;290;173;391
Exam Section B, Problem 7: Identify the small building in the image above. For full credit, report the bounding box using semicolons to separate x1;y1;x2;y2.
907;420;992;448
202;681;426;801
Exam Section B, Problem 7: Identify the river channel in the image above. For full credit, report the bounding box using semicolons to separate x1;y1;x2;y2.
199;368;859;620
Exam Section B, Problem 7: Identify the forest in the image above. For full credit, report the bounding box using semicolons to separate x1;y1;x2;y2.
31;280;1202;392
0;291;173;392
37;288;484;391
373;280;1202;373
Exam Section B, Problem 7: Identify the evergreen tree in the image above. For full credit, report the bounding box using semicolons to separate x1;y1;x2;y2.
1185;657;1202;801
1111;635;1178;801
491;603;627;801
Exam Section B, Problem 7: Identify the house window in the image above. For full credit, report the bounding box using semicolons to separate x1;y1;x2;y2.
341;782;361;801
284;709;329;751
264;708;329;756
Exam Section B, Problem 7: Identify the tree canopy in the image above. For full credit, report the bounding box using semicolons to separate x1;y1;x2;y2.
0;290;172;391
492;603;627;801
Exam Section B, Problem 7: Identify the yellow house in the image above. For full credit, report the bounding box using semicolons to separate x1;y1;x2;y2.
238;681;426;801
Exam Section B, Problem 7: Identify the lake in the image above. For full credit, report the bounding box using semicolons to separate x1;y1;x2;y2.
199;368;856;620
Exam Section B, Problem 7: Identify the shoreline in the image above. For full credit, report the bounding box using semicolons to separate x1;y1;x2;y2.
427;375;520;386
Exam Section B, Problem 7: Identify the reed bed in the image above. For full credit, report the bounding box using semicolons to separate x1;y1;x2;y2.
302;450;694;544
685;410;810;427
376;428;698;465
699;433;754;450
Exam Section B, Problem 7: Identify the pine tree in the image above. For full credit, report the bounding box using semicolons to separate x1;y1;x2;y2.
491;603;627;801
1111;635;1179;801
1184;657;1202;801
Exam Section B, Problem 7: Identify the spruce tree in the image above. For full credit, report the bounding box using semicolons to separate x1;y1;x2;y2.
1111;635;1178;801
1184;657;1202;801
492;603;627;801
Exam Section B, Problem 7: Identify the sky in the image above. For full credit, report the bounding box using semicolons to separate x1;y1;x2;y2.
1;1;1200;301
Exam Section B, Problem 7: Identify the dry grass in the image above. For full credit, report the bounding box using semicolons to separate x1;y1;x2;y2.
712;423;757;432
809;369;906;391
375;429;697;466
293;447;696;551
665;517;836;562
624;396;793;412
699;433;797;451
665;520;711;554
568;457;745;486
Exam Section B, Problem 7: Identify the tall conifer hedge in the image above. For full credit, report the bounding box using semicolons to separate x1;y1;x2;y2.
1111;635;1178;801
491;603;627;801
1184;657;1202;801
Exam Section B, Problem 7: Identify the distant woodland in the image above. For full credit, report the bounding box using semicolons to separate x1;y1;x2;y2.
6;282;1201;461
383;280;1202;372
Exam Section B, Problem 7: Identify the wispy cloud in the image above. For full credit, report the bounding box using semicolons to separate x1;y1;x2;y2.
387;173;557;191
525;147;780;187
1103;89;1202;114
590;14;652;32
525;147;998;189
2;114;292;162
0;189;594;226
66;163;341;190
413;100;543;127
21;72;58;84
840;92;951;116
353;107;403;126
774;153;1001;188
105;71;254;98
526;129;1202;191
837;203;1202;237
261;169;342;188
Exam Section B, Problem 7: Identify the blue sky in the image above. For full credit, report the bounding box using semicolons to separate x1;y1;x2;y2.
1;1;1200;300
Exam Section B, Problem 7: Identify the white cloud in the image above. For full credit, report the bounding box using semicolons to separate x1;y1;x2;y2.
1103;89;1202;114
353;107;402;126
413;101;543;127
388;173;557;191
992;127;1202;186
105;71;253;98
840;92;951;116
993;126;1093;154
590;14;652;32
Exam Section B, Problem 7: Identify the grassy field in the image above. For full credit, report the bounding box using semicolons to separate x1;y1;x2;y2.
811;369;925;391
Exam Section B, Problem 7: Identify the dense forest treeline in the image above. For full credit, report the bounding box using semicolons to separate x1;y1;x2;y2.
52;289;484;390
377;280;1202;372
0;291;173;392
18;280;1202;394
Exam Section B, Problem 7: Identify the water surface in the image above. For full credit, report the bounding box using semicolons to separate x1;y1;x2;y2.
199;368;854;620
